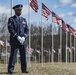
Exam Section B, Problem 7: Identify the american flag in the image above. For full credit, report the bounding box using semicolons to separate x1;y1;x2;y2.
69;48;72;53
72;46;75;50
53;49;56;53
42;3;52;20
26;47;34;54
6;40;10;46
67;47;72;52
44;50;49;53
0;40;4;46
36;50;41;54
30;0;39;12
54;13;61;20
57;20;62;27
67;24;76;36
66;47;69;50
58;48;61;54
52;12;58;23
62;20;69;32
52;12;62;26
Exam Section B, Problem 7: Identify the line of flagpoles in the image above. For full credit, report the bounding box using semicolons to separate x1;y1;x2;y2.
0;38;75;65
30;0;76;66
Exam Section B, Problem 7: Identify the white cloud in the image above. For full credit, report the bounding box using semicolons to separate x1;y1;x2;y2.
22;5;29;15
53;4;59;9
58;14;65;18
67;12;74;16
67;12;76;16
0;3;33;17
71;3;76;8
59;0;72;5
51;4;63;9
0;4;10;15
73;18;76;23
22;5;34;15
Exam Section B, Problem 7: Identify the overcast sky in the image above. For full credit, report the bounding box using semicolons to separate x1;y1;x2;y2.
0;0;76;29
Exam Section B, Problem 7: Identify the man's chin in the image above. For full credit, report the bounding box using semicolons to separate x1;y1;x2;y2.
17;14;21;16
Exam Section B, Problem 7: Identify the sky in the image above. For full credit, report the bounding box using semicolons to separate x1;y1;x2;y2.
0;0;76;29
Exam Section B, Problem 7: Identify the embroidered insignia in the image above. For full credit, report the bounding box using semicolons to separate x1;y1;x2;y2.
22;20;26;24
8;23;11;26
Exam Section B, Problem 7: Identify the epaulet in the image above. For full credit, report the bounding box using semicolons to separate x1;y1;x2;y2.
9;16;15;19
21;17;26;20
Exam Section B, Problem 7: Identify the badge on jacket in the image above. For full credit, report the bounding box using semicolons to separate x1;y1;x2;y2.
22;20;26;27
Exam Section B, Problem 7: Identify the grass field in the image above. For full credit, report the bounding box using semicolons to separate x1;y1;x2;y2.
0;62;76;75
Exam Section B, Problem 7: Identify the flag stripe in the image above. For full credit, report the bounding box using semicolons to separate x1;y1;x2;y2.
67;24;76;36
59;20;69;32
30;1;38;9
30;0;39;12
42;3;52;20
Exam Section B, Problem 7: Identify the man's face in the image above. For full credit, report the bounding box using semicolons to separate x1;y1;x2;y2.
14;9;22;16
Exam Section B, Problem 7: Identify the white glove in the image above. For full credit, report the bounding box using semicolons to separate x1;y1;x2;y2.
17;36;25;44
22;37;25;41
17;36;22;43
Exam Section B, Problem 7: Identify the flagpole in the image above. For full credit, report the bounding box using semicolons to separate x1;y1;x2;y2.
10;0;13;16
7;0;13;67
39;52;40;63
41;1;43;66
58;48;59;63
74;36;75;63
67;49;69;62
49;49;50;63
35;49;37;66
28;0;31;67
60;26;62;63
6;39;7;67
66;31;68;64
51;22;54;64
70;33;72;63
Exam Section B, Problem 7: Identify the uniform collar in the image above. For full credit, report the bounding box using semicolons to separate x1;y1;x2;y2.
15;15;21;19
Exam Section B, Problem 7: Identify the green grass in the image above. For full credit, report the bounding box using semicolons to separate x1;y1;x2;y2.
0;62;76;75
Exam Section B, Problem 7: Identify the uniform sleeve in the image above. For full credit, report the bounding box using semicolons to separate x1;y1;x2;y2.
24;19;29;37
8;18;18;38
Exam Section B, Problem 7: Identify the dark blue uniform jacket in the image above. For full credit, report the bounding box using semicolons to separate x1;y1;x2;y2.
8;15;28;45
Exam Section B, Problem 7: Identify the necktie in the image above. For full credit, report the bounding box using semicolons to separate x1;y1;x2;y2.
18;17;21;23
18;17;22;35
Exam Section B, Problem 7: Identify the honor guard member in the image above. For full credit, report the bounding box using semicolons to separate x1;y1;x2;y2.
8;4;29;74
